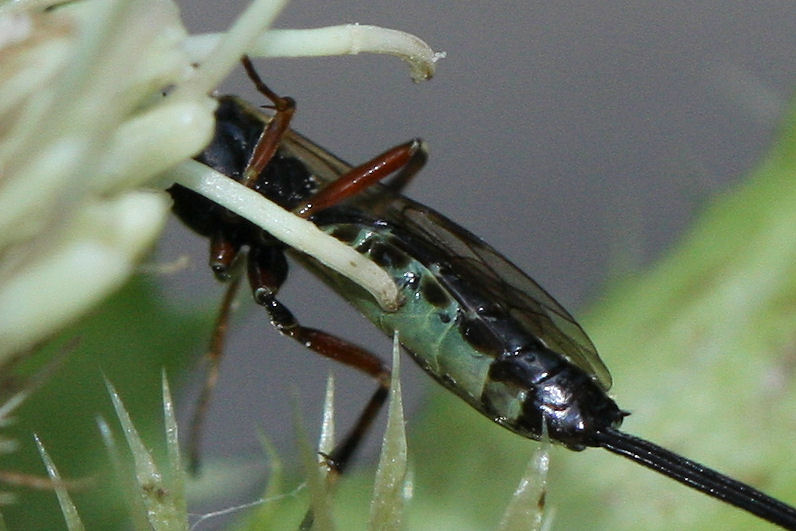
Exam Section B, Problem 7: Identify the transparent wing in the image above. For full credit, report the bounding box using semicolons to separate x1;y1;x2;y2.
281;130;612;390
394;201;612;390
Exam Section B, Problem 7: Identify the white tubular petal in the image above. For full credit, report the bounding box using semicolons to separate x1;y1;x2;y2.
167;160;401;312
186;24;443;82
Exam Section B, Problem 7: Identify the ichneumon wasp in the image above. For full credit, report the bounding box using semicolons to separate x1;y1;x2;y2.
168;57;796;528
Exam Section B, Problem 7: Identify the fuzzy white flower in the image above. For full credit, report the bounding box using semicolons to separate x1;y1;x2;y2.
0;0;441;362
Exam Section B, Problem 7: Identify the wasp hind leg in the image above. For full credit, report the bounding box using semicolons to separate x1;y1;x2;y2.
247;244;391;527
188;231;244;473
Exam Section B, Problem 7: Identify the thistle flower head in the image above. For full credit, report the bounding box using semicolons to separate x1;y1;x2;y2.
0;0;441;364
0;0;213;362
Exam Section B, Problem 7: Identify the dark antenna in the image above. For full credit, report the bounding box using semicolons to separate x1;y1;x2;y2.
593;428;796;528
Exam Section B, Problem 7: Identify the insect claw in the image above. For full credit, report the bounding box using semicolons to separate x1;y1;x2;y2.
211;264;230;281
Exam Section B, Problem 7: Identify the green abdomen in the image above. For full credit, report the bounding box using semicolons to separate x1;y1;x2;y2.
303;221;503;413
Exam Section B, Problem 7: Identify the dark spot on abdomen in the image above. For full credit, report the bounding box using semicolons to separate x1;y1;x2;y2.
420;276;451;307
328;224;361;244
369;240;410;269
459;314;503;357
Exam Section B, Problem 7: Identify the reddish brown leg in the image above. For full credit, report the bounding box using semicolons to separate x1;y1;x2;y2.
248;244;390;382
208;231;240;281
247;244;391;457
247;245;391;528
240;56;296;188
294;139;428;218
384;137;429;195
188;266;243;473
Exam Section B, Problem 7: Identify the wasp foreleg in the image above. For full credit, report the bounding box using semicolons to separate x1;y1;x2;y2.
240;56;296;188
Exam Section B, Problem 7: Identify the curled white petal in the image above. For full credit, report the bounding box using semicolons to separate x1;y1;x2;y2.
185;24;443;82
166;160;401;311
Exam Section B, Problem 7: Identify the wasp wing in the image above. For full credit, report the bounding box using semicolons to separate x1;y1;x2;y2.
280;130;612;390
395;201;612;390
